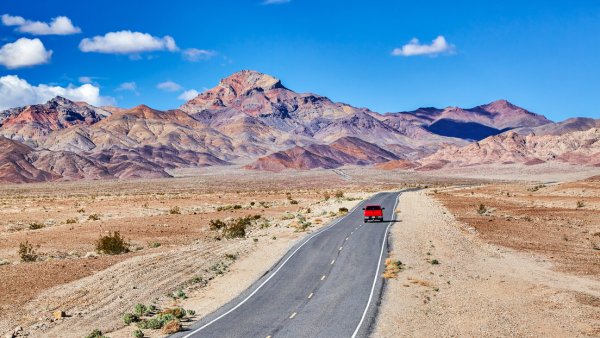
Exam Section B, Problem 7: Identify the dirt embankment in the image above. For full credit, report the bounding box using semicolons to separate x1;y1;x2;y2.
374;189;600;337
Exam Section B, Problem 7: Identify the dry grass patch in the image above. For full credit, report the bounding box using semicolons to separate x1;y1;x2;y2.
407;277;434;287
382;257;403;278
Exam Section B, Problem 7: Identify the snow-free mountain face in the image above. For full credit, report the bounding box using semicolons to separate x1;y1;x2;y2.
382;99;552;141
0;70;589;183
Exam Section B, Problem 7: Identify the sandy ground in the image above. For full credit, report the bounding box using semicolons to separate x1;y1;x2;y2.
373;190;600;337
0;171;374;337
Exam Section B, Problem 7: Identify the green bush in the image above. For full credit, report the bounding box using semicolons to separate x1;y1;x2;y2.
132;329;144;338
338;207;349;214
66;218;77;224
123;312;139;325
138;318;162;330
96;231;129;255
334;190;344;198
169;206;181;215
134;303;147;317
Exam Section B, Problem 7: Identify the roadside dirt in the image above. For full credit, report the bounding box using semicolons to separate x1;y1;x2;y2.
0;172;370;337
374;189;600;337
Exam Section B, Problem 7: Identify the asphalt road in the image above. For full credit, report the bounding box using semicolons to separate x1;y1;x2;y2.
174;191;401;338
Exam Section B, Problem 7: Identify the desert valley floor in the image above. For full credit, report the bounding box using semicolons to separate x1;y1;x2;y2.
0;164;599;337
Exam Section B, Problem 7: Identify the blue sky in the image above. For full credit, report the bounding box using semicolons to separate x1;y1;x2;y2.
1;0;599;121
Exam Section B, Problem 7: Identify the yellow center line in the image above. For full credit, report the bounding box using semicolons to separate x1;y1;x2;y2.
289;312;297;319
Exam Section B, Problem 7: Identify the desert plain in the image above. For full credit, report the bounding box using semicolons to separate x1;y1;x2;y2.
0;164;598;337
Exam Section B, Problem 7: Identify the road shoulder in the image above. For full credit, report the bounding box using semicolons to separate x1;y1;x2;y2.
373;190;600;337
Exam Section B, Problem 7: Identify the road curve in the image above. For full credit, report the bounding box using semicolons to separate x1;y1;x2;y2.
173;191;401;338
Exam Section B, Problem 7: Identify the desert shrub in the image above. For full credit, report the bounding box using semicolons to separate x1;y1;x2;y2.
169;206;181;215
85;329;108;338
323;192;330;200
132;329;144;338
383;258;403;278
96;231;129;255
186;309;196;316
258;201;269;208
250;201;255;206
19;241;38;262
577;200;585;208
175;290;187;299
225;253;237;260
334;190;344;198
290;200;299;205
430;259;440;265
138;318;162;330
66;218;77;224
77;208;85;213
162;307;186;319
29;222;44;230
477;204;487;215
149;242;161;248
222;217;250;239
134;303;147;317
338;207;349;214
233;204;242;209
209;219;226;230
123;312;139;325
88;214;101;221
162;319;182;334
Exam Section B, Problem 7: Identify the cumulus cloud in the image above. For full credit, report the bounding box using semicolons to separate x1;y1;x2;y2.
0;75;115;110
79;30;178;54
177;89;199;101
2;14;81;35
392;35;454;57
182;48;216;62
0;38;53;69
262;0;291;4
157;81;183;92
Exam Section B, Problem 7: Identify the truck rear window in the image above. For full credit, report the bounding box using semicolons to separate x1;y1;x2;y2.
366;206;381;210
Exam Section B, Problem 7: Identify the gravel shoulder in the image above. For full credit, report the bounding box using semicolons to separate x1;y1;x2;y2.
373;190;600;337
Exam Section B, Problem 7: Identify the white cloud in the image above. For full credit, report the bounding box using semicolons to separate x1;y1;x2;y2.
178;89;199;101
78;76;93;84
157;81;183;92
116;81;137;92
392;35;454;57
262;0;291;4
2;14;81;35
182;48;216;62
79;30;178;54
0;75;115;110
0;38;52;69
1;14;25;26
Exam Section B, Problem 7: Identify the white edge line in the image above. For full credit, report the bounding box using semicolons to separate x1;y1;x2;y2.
351;192;400;338
182;198;366;337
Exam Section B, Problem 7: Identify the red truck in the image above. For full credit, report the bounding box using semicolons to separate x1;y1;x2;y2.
363;204;385;222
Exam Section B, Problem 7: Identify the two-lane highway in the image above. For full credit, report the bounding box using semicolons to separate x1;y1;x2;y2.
174;191;401;338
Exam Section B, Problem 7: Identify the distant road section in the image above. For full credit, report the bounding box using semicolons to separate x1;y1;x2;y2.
173;191;401;338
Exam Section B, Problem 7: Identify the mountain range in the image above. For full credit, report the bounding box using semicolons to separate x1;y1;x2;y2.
0;70;598;183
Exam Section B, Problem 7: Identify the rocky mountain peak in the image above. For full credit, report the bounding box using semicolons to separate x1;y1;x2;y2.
218;70;285;96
